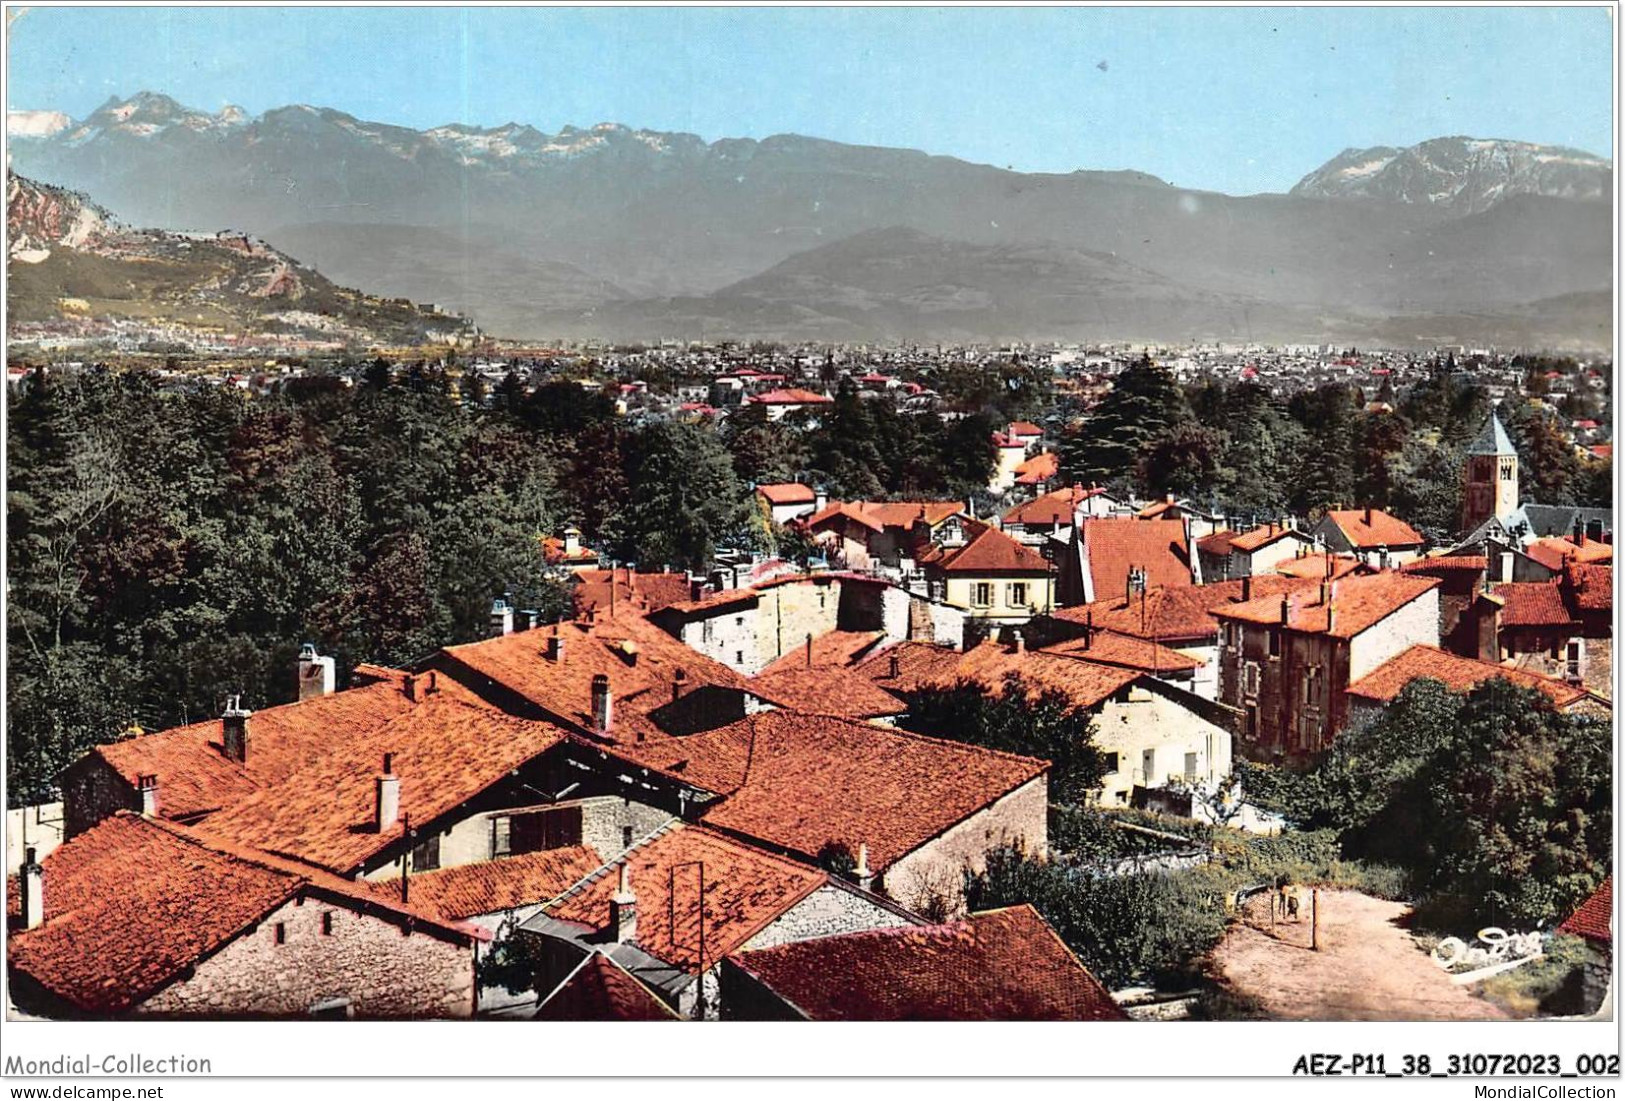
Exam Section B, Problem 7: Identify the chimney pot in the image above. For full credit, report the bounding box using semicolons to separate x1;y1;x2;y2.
376;754;400;832
610;862;638;944
489;598;513;638
21;848;44;931
138;774;160;817
591;674;613;734
1241;574;1253;602
671;667;687;703
546;633;565;663
854;842;874;890
222;697;252;763
1364;505;1374;525
297;644;336;701
1012;630;1025;655
888;653;900;679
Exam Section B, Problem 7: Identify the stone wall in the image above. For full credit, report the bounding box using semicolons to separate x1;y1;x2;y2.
138;894;475;1018
59;757;137;838
881;774;1047;917
1093;688;1233;806
744;883;913;951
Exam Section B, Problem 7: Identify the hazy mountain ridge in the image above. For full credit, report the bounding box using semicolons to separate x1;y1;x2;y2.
6;173;470;345
7;93;1612;346
1291;136;1611;212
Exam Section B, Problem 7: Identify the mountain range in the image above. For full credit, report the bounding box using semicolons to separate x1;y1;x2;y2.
6;173;470;347
7;92;1614;346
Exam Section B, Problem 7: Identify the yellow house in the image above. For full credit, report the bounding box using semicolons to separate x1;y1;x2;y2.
922;520;1056;626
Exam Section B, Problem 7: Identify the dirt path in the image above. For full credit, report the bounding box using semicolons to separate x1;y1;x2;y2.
1211;889;1506;1020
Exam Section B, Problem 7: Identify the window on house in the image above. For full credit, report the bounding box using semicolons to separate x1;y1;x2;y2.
1102;752;1120;775
1184;752;1199;783
1302;665;1323;705
1242;662;1261;698
1007;582;1029;607
1141;748;1156;783
494;806;585;858
322;911;335;936
410;833;440;872
735;650;744;666
973;582;993;607
1245;705;1259;740
734;616;744;627
274;922;286;945
1267;629;1280;658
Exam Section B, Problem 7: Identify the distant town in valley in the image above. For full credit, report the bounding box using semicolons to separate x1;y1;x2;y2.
3;10;1614;1030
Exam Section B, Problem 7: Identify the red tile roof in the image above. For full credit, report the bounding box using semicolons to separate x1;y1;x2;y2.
1346;645;1590;709
536;952;679;1020
1013;451;1059;485
1008;421;1044;438
1005;485;1100;527
1275;553;1366;580
543;823;825;974
1492;582;1577;629
1039;630;1204;674
608;712;1046;873
1079;518;1195;595
758;629;885;675
755;482;817;505
1527;537;1613;572
196;696;570;874
1564;563;1612;613
937;641;1140;709
1136;499;1180;520
1213;572;1439;639
85;674;476;822
541;535;599;565
8;813;474;1013
1322;509;1424;549
854;641;968;695
925;520;1052;575
749;664;907;719
437;614;760;739
1197;530;1236;557
373;846;603;921
1228;523;1305;554
1400;556;1489;576
804;500;965;532
572;570;692;617
747;388;833;405
1048;577;1316;643
728;904;1125;1020
1558;877;1612;945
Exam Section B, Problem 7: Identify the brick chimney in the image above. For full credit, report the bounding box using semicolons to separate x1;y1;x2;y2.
489;598;513;638
222;696;252;764
20;848;44;931
671;667;688;703
610;862;637;944
591;674;613;734
297;643;336;701
1241;574;1253;602
137;774;159;817
375;753;401;832
1279;596;1291;626
546;631;565;663
888;653;900;679
1363;505;1374;526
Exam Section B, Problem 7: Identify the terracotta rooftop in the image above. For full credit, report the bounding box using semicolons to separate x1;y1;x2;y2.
747;388;833;405
535;952;679;1020
1526;536;1613;572
1322;509;1424;549
83;672;480;823
1491;581;1577;629
542;823;826;974
1049;576;1316;644
1557;877;1612;946
1345;645;1590;709
1275;553;1366;581
748;663;908;719
1400;555;1489;576
803;499;965;532
1039;629;1204;675
854;641;968;696
370;846;603;921
754;482;817;505
7;813;474;1014
758;629;885;675
728;904;1125;1021
1212;572;1439;639
1564;563;1612;613
196;696;570;874
436;613;762;739
572;569;692;617
925;519;1052;575
1003;484;1106;527
608;712;1046;874
1078;517;1195;596
1228;523;1307;554
1008;421;1044;437
1013;451;1059;485
541;535;599;565
936;640;1140;709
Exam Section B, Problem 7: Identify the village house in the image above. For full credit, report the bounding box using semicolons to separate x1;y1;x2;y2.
917;519;1057;628
1057;516;1200;607
1557;877;1613;1012
516;822;914;1020
1196;522;1317;581
1001;484;1120;546
799;498;968;573
721;904;1124;1021
754;482;821;525
1344;644;1609;726
1310;508;1426;568
1135;496;1227;540
1212;571;1442;760
745;387;834;422
1011;450;1060;493
569;567;693;619
7;813;482;1019
541;525;601;572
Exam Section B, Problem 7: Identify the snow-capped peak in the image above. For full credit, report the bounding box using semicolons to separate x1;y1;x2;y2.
1292;136;1611;212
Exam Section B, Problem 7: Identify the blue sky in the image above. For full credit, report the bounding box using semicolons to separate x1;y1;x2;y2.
6;6;1614;194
